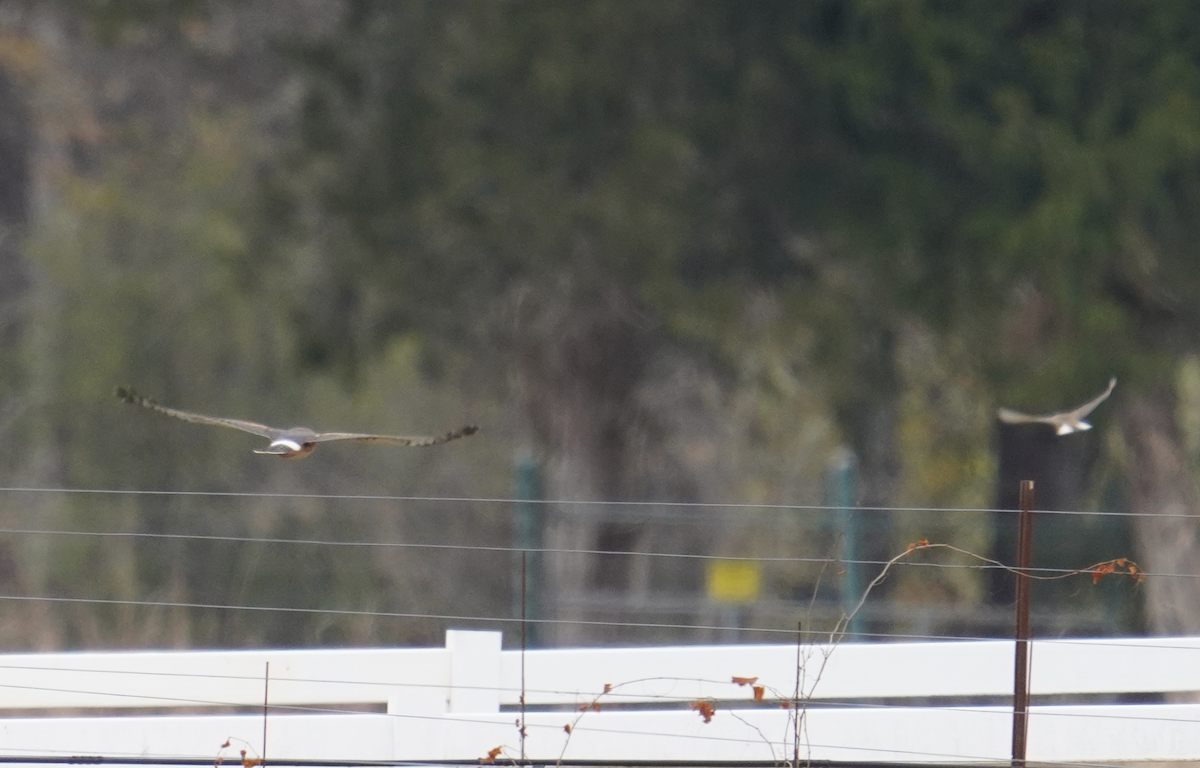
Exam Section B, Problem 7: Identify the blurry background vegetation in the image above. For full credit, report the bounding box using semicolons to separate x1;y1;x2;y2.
0;0;1191;649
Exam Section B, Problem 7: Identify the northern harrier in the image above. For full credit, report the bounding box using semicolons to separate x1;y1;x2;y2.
997;377;1116;436
116;387;478;458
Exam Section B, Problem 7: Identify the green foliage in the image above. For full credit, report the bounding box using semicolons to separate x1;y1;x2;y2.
11;75;511;648
11;0;1197;645
263;1;1200;634
57;0;210;46
269;1;1200;401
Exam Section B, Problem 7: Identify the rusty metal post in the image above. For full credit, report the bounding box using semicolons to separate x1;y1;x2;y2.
520;549;527;764
1012;480;1035;767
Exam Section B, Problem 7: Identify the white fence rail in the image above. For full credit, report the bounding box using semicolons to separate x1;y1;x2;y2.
0;631;1197;764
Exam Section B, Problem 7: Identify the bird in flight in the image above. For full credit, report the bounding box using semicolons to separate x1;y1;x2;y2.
997;377;1117;436
116;387;478;459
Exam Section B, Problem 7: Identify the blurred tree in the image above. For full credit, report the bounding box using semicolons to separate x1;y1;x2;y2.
0;2;512;650
272;0;1200;636
268;0;911;641
10;0;1191;647
784;0;1200;633
0;63;32;463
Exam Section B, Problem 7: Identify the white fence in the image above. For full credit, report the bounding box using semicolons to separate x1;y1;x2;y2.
0;631;1197;765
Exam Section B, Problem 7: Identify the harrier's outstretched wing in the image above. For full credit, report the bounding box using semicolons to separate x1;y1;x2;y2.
310;425;479;447
996;378;1117;435
115;387;281;439
1062;377;1118;421
996;408;1046;425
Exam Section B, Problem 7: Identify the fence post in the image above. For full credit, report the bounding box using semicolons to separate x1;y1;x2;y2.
446;630;503;713
827;452;862;638
513;454;544;647
1012;479;1035;768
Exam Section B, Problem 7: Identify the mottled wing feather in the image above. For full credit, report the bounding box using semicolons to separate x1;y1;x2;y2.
310;425;479;446
116;387;281;439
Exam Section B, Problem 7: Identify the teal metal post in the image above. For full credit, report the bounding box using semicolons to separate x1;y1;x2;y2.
513;454;544;646
827;452;863;639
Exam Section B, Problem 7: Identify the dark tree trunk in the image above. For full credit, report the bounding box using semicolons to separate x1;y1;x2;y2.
833;324;902;615
0;67;30;349
990;421;1100;607
516;285;662;644
1118;386;1200;636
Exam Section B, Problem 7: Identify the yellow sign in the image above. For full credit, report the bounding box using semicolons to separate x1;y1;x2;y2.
706;560;761;604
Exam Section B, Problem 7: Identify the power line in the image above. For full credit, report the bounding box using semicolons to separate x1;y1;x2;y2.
0;592;1159;644
0;751;1124;768
0;689;1181;767
0;760;1036;768
0;760;1157;768
1;634;1198;700
0;485;1189;519
0;702;1182;768
0;662;1197;728
0;487;1157;648
0;525;1173;579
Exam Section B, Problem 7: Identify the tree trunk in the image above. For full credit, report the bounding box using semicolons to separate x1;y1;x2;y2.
1119;386;1200;636
990;421;1100;608
516;285;657;644
0;65;31;369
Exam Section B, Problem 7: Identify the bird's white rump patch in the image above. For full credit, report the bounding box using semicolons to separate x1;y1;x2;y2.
271;439;303;452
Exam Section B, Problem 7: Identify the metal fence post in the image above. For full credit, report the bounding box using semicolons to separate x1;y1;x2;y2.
513;453;544;647
1012;479;1035;767
827;452;862;639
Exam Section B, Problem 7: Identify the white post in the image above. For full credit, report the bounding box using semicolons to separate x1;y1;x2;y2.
388;661;451;760
446;630;503;713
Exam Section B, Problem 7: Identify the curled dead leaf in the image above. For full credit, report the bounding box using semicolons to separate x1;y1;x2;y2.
1088;557;1145;585
690;699;716;723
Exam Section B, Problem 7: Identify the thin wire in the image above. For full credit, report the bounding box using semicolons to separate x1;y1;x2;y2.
0;757;1154;768
0;698;1181;768
0;688;1184;768
0;759;1023;768
3;632;1200;700
0;592;845;636
0;492;1179;760
0;663;1197;732
0;759;1153;768
0;592;1162;645
0;525;1175;580
0;490;1164;643
0;681;1175;768
0;731;1053;768
0;485;1188;519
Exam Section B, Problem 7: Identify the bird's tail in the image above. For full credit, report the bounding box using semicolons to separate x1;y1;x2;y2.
115;386;153;407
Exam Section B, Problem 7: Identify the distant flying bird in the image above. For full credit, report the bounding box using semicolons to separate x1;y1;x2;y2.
997;378;1117;436
116;387;478;459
